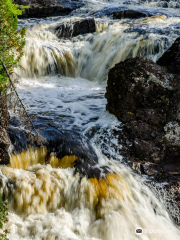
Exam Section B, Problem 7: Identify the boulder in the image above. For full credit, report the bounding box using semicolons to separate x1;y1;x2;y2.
14;0;84;18
157;37;180;75
106;57;174;123
105;56;180;166
105;57;180;223
113;10;147;19
55;18;96;38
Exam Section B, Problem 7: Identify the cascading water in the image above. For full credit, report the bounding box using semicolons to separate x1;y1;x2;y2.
16;16;180;81
2;0;180;239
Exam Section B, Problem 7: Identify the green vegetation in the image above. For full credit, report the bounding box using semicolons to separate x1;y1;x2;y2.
0;1;27;238
0;0;27;91
0;195;9;240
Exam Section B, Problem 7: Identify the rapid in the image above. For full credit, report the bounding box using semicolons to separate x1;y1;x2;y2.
1;0;180;239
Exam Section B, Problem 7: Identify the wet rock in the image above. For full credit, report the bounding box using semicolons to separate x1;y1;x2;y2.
92;7;152;18
143;162;161;177
105;56;180;224
74;160;111;179
157;37;180;75
8;127;29;154
106;57;174;123
157;37;180;120
132;138;163;163
0;95;10;165
124;121;160;140
105;57;179;164
132;162;144;175
162;121;180;163
164;121;180;147
167;88;180;122
9;117;107;179
55;18;96;38
113;10;147;19
14;0;84;18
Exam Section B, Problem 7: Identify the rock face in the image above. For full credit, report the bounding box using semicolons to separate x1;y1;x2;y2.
157;37;180;75
106;57;174;124
14;0;84;18
113;10;147;19
157;37;180;121
0;94;10;165
106;56;180;173
106;56;180;223
55;18;96;38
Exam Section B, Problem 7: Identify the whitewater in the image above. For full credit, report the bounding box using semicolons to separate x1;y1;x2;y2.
1;0;180;239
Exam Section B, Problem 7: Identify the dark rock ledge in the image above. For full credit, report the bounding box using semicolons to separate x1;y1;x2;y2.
113;10;147;19
14;0;84;18
55;18;96;38
105;37;180;224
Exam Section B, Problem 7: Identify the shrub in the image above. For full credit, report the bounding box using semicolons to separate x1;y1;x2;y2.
0;0;27;91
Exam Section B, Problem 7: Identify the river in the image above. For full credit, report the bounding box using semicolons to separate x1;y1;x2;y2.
1;0;180;239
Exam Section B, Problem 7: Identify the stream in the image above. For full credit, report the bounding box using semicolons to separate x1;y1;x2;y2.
1;0;180;239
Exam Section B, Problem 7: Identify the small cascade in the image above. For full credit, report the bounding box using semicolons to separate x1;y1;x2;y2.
10;146;48;170
9;146;78;170
15;39;76;78
15;24;76;78
76;27;169;81
16;17;178;81
0;161;180;240
95;22;109;33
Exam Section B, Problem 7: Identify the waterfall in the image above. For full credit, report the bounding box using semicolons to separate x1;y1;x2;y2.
1;159;180;240
15;16;179;81
2;0;180;239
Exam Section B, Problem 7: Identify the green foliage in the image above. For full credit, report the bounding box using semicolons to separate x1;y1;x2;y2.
0;195;9;240
0;0;27;91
